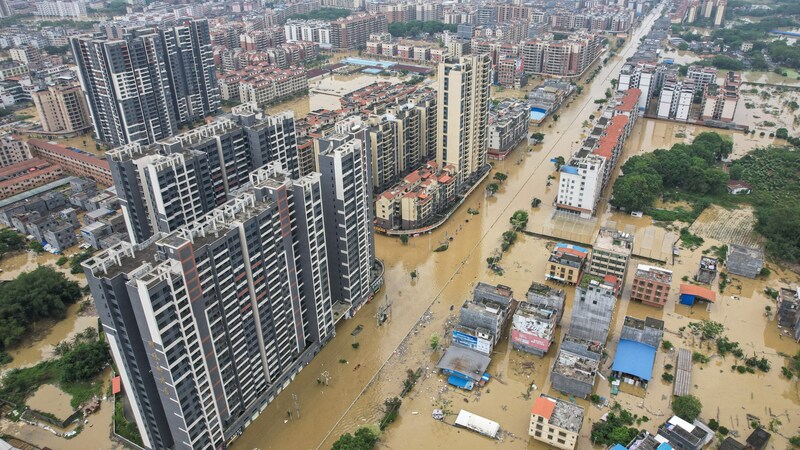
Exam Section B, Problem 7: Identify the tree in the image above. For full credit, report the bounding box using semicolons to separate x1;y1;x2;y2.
531;197;542;208
486;183;499;195
399;234;409;245
531;132;545;142
28;241;43;254
493;172;508;182
611;173;662;212
0;229;25;258
777;128;789;139
678;42;689;51
332;426;379;450
552;114;560;122
0;266;82;349
430;334;440;350
509;210;529;231
60;340;110;383
553;156;565;170
672;395;702;422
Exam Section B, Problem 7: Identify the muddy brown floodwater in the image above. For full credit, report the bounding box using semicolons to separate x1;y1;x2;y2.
233;8;798;450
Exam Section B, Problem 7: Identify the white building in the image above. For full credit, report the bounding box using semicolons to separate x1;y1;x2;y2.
556;153;605;218
34;0;87;18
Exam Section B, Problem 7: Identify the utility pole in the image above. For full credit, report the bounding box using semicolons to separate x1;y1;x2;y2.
376;294;392;327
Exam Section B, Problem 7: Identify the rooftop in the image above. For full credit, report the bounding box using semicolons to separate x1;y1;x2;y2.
436;346;491;382
535;394;584;432
552;348;600;384
594;227;634;255
634;264;672;283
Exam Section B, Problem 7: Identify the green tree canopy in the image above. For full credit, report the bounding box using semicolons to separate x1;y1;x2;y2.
672;395;702;422
611;173;662;212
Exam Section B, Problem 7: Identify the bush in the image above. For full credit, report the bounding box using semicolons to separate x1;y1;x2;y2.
718;426;729;435
692;352;710;364
662;372;674;382
332;427;379;450
709;419;719;430
662;340;674;351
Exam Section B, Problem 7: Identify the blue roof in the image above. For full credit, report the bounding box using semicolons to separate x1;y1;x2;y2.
447;374;474;390
657;443;673;450
561;165;579;175
555;242;589;254
611;445;628;450
611;339;657;381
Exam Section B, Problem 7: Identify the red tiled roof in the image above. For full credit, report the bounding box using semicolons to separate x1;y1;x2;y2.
615;88;641;112
531;397;555;419
679;284;716;302
27;139;110;171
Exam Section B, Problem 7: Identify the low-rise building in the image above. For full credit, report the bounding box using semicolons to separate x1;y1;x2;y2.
26;139;113;185
545;243;589;285
488;100;528;160
526;282;566;324
777;287;800;341
374;161;457;232
512;301;558;356
454;283;514;355
695;256;718;284
631;264;673;308
657;416;711;450
587;227;633;294
726;244;764;279
550;335;602;398
529;394;584;450
0;135;31;168
0;158;64;199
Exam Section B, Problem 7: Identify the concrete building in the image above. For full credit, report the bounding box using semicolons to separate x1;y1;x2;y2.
26;139;112;186
696;256;718;284
526;282;566;324
82;165;336;450
437;54;491;191
611;316;664;388
587;227;634;291
488;100;528;160
34;0;86;17
9;45;41;67
0;135;31;168
777;287;800;341
316;134;375;314
569;274;617;343
544;243;588;285
522;33;604;78
700;71;740;123
617;62;664;112
550;335;603;398
373;161;457;231
726;244;764;279
31;81;92;135
107;109;299;244
555;154;605;218
329;13;388;50
0;158;64;199
657;416;711;450
71;19;220;147
529;394;584;450
0;61;27;81
631;264;673;307
657;77;695;122
454;283;514;355
512;301;558;356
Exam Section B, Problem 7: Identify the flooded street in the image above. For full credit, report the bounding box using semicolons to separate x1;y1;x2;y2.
230;8;742;450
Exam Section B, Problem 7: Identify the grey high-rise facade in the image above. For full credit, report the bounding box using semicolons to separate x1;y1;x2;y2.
83;163;334;450
108;107;300;244
71;19;220;147
316;132;375;312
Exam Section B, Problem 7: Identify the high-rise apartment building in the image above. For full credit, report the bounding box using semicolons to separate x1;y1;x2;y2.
329;13;388;50
316;134;375;311
437;54;491;191
71;19;220;147
31;81;92;134
364;93;437;192
108;107;299;244
522;33;603;78
83;164;334;450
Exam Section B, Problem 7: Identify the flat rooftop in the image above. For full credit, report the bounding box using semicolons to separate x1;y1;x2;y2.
436;346;491;382
594;227;634;255
634;264;672;283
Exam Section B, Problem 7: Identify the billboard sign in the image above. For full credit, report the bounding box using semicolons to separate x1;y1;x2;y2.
452;330;492;354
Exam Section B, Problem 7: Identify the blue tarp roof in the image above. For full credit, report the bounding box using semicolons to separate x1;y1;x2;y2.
611;339;657;381
611;445;628;450
657;443;673;450
447;375;474;390
561;166;579;175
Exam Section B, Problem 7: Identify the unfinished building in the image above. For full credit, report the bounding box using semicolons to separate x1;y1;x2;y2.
695;256;718;284
620;316;664;348
568;274;616;343
550;335;602;398
511;301;558;357
726;244;764;279
778;287;800;341
526;282;566;324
